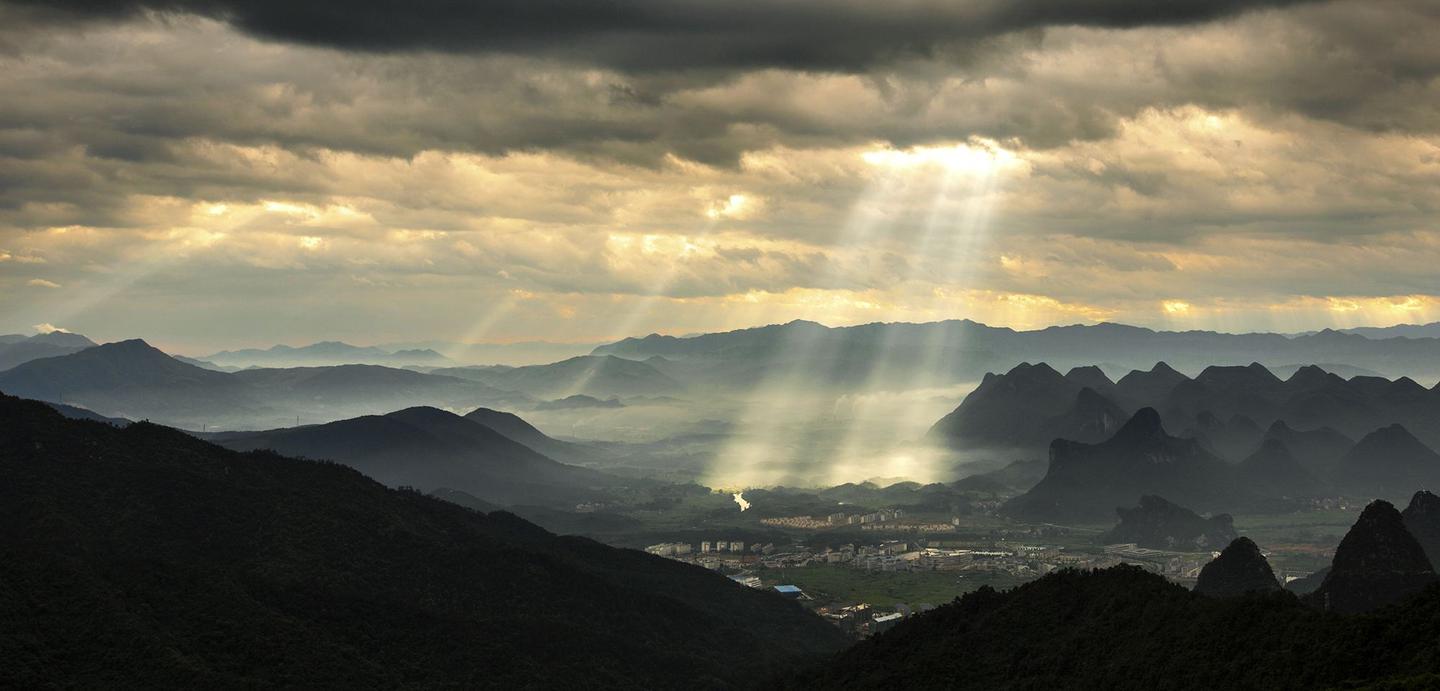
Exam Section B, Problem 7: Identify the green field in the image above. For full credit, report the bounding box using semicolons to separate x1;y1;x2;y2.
762;563;1029;608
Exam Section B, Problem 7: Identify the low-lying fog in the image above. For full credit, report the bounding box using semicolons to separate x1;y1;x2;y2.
522;381;986;489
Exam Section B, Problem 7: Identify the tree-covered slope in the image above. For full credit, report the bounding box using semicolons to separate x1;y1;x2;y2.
785;565;1440;690
0;393;845;689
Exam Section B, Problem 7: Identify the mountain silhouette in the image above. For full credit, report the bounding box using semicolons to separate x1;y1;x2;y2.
1262;420;1354;478
1402;490;1440;571
1185;410;1264;461
1338;425;1440;497
1237;438;1326;497
1114;361;1188;407
1102;495;1237;551
1193;537;1282;597
1003;408;1246;522
928;362;1086;450
1039;387;1129;445
463;406;603;463
0;393;844;687
199;341;451;368
1307;499;1438;614
0;330;97;371
0;339;257;421
433;354;683;399
212;406;625;507
593;319;1440;390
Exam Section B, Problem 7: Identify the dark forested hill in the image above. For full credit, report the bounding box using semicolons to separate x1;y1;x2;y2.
0;393;845;689
210;406;625;508
463;406;605;463
784;565;1440;690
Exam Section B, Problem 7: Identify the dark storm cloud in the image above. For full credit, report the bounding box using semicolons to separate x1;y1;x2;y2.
8;0;1321;72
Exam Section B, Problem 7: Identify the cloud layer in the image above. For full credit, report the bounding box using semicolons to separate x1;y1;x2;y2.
1;0;1438;349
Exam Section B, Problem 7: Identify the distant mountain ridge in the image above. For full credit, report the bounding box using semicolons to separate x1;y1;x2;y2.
592;319;1440;390
0;330;97;371
0;340;523;430
431;355;683;399
199;341;452;368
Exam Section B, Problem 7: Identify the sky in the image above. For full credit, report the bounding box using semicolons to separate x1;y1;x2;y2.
2;0;1439;351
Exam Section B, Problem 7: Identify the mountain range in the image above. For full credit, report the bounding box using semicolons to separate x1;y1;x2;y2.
1002;408;1250;522
0;330;97;371
198;341;452;368
429;354;684;399
1301;321;1440;340
937;359;1440;510
933;360;1440;456
0;340;524;430
594;319;1440;391
0;393;845;688
998;403;1440;521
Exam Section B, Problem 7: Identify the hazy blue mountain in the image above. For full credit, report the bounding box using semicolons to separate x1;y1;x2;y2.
231;364;522;416
1040;387;1130;446
1003;408;1247;523
200;341;452;368
1193;537;1282;597
211;406;625;507
1102;495;1238;551
534;393;625;410
1114;361;1189;408
1307;500;1438;614
1332;321;1440;340
1267;363;1385;379
0;394;844;688
381;339;600;366
0;331;97;371
1338;425;1440;499
1262;420;1354;478
0;339;258;424
962;459;1048;492
1163;363;1286;427
432;355;683;399
0;340;525;430
1184;411;1264;462
1237;438;1326;497
172;355;235;371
